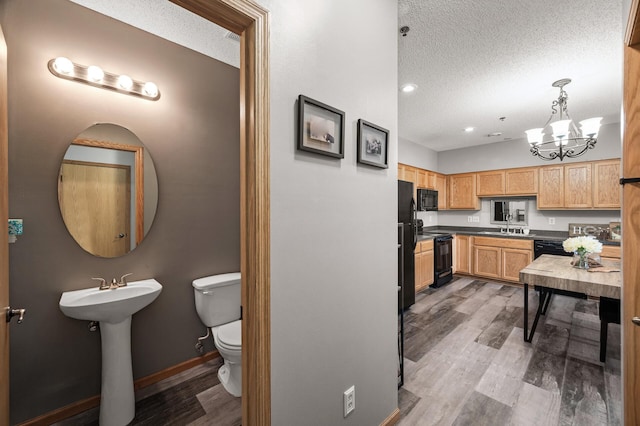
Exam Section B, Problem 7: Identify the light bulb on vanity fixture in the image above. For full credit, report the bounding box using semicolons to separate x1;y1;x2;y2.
525;79;601;161
47;56;161;101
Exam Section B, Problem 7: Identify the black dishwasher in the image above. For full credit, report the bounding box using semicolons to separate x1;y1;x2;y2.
533;240;573;259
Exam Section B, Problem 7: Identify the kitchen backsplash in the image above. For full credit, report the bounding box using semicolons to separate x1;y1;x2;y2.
420;197;621;232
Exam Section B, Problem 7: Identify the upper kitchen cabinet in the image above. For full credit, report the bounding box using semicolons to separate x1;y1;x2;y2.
593;159;621;209
398;163;417;184
417;169;436;189
476;170;505;196
538;165;565;209
537;159;620;210
435;173;447;210
448;173;479;209
477;167;538;196
564;163;592;208
505;167;538;195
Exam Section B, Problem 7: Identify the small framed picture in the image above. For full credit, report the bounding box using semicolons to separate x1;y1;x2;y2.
357;119;389;168
297;95;345;158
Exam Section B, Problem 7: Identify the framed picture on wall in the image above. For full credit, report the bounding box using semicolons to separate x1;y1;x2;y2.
297;95;345;158
357;119;389;168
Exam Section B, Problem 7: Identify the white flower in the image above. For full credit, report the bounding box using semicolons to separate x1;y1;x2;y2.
562;236;603;254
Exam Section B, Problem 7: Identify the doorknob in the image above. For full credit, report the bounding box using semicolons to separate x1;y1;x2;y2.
117;233;125;238
633;317;640;326
5;306;26;324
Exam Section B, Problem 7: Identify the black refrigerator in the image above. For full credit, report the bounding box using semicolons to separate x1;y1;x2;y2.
398;180;416;311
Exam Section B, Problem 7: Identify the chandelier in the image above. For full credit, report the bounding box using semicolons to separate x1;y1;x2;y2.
525;79;601;161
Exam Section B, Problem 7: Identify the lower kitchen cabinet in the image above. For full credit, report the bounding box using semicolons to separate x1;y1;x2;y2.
472;236;533;283
502;248;533;282
473;245;502;279
415;240;434;292
600;245;621;261
454;235;471;274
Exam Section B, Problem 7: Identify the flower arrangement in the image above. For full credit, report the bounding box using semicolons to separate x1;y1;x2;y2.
563;236;603;269
562;236;603;255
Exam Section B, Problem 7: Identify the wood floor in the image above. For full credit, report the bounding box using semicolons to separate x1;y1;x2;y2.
55;275;620;426
398;276;621;426
54;357;241;426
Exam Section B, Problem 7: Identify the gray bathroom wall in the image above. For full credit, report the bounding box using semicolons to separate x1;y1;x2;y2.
1;0;240;422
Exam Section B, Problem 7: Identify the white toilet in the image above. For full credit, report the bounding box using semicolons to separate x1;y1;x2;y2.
193;272;242;397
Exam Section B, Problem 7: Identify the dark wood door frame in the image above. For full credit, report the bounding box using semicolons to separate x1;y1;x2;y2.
169;1;271;424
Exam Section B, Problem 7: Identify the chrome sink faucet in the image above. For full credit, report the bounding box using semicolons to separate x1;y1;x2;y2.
93;273;133;290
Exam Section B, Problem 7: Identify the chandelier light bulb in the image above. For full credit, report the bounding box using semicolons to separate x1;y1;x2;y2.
53;57;74;75
118;75;133;90
525;128;544;145
87;65;104;82
550;119;571;141
579;117;602;138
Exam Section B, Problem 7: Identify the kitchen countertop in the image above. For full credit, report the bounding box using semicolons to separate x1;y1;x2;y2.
417;226;621;246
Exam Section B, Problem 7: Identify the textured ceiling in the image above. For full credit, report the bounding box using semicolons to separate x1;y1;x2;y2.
69;0;240;68
70;0;622;153
398;0;624;152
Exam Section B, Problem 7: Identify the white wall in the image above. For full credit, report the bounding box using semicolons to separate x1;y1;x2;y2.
399;136;438;170
262;1;399;424
64;1;399;424
437;122;621;174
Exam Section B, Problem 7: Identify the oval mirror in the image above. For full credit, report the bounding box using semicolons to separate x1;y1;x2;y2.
58;123;158;258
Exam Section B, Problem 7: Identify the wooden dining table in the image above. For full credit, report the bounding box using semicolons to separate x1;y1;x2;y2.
519;254;621;360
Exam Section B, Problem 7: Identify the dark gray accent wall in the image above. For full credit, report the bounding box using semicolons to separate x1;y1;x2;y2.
1;0;240;423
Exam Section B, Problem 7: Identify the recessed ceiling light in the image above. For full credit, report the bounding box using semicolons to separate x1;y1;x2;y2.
400;83;417;93
464;127;475;132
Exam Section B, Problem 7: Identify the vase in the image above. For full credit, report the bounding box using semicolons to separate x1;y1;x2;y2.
573;251;589;269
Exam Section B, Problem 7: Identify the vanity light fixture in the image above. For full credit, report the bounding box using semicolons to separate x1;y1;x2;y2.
525;79;600;161
48;57;160;101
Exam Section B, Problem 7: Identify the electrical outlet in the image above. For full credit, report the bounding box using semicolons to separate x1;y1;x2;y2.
548;217;556;225
467;216;473;223
344;386;355;417
472;216;479;223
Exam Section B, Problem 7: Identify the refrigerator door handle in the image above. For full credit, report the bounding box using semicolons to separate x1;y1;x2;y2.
410;198;417;249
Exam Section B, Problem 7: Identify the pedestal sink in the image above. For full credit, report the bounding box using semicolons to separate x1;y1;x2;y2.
59;278;162;426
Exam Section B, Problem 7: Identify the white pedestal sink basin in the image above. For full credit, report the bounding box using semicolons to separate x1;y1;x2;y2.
60;278;162;426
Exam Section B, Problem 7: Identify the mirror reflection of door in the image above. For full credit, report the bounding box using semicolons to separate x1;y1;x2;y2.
59;160;131;257
57;123;159;258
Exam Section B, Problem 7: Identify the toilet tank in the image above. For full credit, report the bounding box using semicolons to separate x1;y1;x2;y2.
192;272;241;327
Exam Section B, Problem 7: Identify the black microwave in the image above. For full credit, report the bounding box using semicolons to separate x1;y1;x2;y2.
417;189;438;211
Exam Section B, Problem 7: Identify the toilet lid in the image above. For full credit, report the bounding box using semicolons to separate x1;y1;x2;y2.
217;320;241;347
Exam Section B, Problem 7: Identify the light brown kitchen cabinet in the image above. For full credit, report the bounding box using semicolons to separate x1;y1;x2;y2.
398;163;417;184
505;167;538;195
477;170;505;196
415;240;434;292
454;235;471;274
473;245;502;279
502;248;533;282
600;245;621;261
564;163;592;208
472;236;533;283
435;173;447;210
448;173;479;209
538;166;565;209
593;159;621;209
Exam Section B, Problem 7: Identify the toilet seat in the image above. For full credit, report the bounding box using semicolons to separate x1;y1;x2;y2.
214;320;241;350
